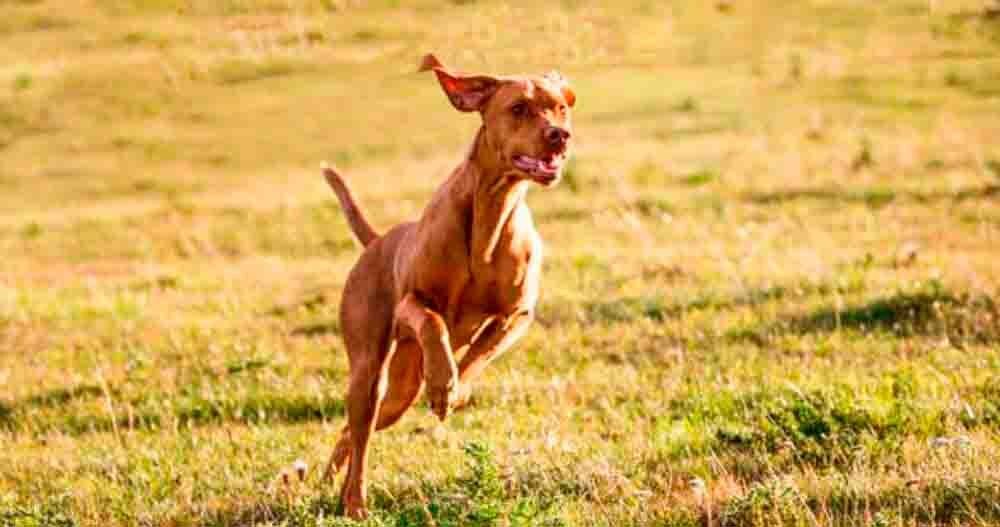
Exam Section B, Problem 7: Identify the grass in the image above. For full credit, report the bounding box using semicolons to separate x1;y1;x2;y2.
2;0;1000;525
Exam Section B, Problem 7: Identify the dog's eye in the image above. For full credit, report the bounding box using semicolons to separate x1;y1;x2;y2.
558;104;568;113
511;102;528;117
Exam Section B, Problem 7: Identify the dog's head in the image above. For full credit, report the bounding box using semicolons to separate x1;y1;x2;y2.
422;54;575;187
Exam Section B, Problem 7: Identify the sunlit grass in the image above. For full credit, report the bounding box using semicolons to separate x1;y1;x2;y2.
2;0;1000;525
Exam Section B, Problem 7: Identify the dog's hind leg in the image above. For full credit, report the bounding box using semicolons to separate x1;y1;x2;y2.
323;342;423;481
339;337;394;520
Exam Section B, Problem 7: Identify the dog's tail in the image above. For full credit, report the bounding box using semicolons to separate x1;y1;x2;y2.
321;162;378;247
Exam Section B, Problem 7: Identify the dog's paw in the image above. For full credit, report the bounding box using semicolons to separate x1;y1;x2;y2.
343;502;369;521
427;382;456;421
451;382;474;411
340;488;369;520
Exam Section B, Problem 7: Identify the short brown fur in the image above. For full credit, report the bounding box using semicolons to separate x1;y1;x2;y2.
319;54;575;518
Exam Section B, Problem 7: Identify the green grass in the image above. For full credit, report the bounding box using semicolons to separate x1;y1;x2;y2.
3;0;1000;526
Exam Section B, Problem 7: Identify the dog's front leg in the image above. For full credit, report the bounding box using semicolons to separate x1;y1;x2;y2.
453;309;533;408
394;293;458;420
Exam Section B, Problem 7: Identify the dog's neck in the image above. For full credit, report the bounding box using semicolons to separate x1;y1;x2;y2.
465;126;530;265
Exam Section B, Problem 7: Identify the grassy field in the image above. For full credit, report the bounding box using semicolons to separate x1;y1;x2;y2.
3;0;1000;525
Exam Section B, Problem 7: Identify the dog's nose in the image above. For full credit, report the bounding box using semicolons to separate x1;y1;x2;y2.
544;126;571;148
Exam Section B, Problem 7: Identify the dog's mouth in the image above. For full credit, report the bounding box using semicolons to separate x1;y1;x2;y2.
512;153;566;184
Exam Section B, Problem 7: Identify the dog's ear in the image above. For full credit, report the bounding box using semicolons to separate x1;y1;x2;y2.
430;68;500;113
545;71;576;108
560;84;576;108
418;53;444;72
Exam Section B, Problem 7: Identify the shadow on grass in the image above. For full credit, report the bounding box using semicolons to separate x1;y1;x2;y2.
662;377;945;469
2;392;345;437
0;401;12;429
291;322;340;337
23;383;106;407
563;281;855;327
743;184;999;207
0;383;113;431
729;286;999;346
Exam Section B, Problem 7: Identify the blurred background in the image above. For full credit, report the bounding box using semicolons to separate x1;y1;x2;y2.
2;1;1000;526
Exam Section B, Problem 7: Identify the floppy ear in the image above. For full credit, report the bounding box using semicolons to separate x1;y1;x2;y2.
561;84;576;107
431;68;500;113
419;53;498;112
418;53;444;72
546;71;576;107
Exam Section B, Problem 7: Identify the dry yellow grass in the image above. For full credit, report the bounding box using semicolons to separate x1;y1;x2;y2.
2;1;1000;525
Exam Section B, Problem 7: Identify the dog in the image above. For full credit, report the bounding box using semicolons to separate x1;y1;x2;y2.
319;53;575;519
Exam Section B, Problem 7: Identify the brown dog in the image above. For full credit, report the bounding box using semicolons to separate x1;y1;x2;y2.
319;54;575;519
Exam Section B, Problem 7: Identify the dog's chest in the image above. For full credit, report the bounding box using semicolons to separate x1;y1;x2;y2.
474;231;540;308
451;220;541;340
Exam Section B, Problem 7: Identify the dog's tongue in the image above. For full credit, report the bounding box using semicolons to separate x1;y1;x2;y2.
514;155;563;176
513;155;539;171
